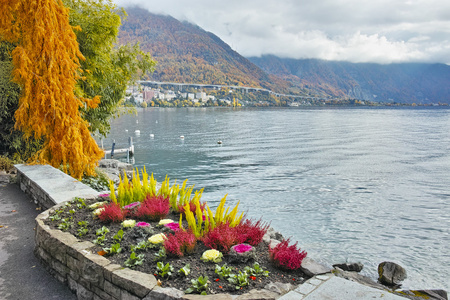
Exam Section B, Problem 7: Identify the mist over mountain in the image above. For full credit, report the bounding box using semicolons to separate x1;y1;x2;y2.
118;7;450;104
249;55;450;104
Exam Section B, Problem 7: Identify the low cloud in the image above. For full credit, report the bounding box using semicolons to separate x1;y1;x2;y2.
114;0;450;64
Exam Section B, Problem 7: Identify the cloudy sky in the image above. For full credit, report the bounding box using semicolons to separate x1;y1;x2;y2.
114;0;450;64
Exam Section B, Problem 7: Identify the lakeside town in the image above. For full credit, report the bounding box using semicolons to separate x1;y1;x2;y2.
125;83;449;108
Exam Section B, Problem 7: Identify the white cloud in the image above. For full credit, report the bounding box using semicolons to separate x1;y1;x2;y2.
113;0;450;64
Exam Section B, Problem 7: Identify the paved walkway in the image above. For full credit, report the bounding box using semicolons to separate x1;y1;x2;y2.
0;182;76;300
279;273;409;300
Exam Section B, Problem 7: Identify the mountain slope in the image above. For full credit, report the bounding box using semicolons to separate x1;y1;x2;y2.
249;55;450;104
118;7;292;93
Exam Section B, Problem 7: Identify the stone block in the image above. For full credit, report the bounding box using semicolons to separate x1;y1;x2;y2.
300;257;332;277
103;263;123;282
67;241;95;260
67;275;79;293
111;268;157;298
121;289;142;300
92;285;115;300
80;253;111;286
333;262;364;272
66;255;81;274
77;283;94;300
264;282;294;295
236;289;278;300
104;280;121;299
144;287;185;300
35;246;52;265
294;283;316;295
52;259;69;277
182;294;233;300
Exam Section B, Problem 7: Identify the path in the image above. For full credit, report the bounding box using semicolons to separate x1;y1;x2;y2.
0;182;76;300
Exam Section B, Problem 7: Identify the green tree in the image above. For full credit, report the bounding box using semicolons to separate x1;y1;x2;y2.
64;0;156;137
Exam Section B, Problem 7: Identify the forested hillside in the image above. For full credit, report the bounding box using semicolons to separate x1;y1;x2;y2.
118;7;294;94
249;55;450;104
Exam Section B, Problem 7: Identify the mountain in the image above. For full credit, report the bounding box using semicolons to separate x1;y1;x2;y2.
118;7;450;104
118;7;294;94
248;55;450;104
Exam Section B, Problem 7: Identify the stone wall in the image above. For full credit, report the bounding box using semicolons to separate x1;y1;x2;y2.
35;205;290;299
24;163;299;299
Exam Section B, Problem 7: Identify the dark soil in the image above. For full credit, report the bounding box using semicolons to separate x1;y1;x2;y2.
44;198;310;296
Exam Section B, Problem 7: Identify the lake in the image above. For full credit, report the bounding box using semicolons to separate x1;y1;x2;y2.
103;106;450;291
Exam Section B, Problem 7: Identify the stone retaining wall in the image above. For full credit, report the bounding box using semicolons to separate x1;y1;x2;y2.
24;163;307;299
35;204;293;300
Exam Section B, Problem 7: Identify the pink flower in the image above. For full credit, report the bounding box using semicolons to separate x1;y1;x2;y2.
136;222;151;227
99;193;110;197
164;222;180;231
232;243;253;253
124;202;140;209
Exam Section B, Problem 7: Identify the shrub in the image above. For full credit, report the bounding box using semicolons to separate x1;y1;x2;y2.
98;202;125;223
164;230;197;257
202;223;239;254
269;238;307;270
178;200;206;216
235;218;270;246
0;155;14;172
136;195;170;221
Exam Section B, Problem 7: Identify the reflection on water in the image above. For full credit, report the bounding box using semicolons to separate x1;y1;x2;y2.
105;107;450;291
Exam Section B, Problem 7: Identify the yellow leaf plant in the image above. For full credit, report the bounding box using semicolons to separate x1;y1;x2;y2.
0;0;103;179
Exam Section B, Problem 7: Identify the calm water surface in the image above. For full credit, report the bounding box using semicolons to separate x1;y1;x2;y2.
105;107;450;290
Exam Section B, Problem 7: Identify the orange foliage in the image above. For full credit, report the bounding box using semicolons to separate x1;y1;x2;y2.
0;0;103;179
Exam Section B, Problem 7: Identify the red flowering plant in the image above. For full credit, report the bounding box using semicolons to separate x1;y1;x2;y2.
163;229;197;257
98;202;126;223
269;238;307;270
123;201;140;218
202;222;240;254
235;218;270;246
135;195;170;221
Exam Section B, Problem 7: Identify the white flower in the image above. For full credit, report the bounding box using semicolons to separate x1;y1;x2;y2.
89;201;106;210
158;219;174;226
121;219;136;228
148;233;166;244
201;249;223;263
93;207;105;216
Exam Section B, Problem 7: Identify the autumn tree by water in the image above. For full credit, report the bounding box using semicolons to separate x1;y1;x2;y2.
0;0;103;179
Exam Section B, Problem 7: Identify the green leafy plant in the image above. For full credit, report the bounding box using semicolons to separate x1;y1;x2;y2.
113;229;124;242
77;221;89;237
58;218;72;231
93;234;106;246
71;197;86;209
130;240;151;252
244;262;269;277
185;275;209;295
81;170;110;191
156;262;174;278
103;243;122;255
124;252;144;268
96;226;110;236
93;226;109;246
178;264;191;277
215;263;233;279
154;247;167;262
228;271;249;289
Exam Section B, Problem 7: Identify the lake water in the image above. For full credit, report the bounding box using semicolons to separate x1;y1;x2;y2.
104;107;450;291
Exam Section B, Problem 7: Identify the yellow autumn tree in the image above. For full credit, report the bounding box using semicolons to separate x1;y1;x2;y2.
0;0;103;179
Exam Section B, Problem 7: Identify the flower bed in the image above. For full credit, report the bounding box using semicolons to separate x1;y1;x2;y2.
36;167;313;299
